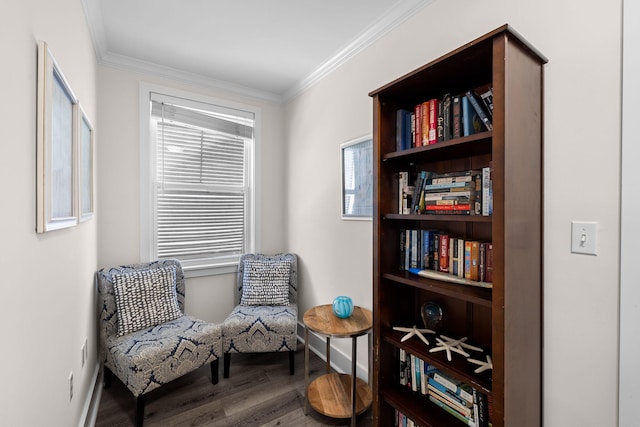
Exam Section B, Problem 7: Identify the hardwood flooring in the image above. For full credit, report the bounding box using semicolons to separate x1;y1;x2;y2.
95;345;373;426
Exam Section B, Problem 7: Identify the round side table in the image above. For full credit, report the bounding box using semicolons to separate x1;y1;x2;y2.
303;304;373;427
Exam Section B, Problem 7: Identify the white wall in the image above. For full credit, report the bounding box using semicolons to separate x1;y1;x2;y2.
0;0;98;426
285;1;622;426
96;66;287;323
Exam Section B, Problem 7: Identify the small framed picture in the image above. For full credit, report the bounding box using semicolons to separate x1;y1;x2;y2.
340;135;373;220
36;41;79;232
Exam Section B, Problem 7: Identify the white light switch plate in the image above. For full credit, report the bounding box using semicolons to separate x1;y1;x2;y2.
571;221;598;255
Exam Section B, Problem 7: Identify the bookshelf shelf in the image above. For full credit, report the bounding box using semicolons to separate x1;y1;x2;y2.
370;25;546;427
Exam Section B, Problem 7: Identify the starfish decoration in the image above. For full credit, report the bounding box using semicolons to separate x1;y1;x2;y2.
429;335;481;361
467;354;493;373
392;325;435;346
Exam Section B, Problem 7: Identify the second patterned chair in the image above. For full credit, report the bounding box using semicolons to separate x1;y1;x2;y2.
222;253;298;377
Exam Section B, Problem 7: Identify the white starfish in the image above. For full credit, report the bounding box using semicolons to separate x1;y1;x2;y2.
392;325;435;346
467;354;493;373
440;334;484;353
429;336;472;361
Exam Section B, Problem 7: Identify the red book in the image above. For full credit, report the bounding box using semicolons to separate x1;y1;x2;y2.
428;99;439;144
423;204;472;211
439;234;450;273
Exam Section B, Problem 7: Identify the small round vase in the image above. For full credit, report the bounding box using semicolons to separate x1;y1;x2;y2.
421;301;443;331
332;296;354;319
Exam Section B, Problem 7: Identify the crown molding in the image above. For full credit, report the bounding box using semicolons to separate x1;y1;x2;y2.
282;0;433;101
99;51;284;103
81;0;432;104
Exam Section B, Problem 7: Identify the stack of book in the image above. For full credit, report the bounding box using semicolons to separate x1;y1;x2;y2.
397;168;492;216
398;349;490;427
399;229;493;286
395;85;493;151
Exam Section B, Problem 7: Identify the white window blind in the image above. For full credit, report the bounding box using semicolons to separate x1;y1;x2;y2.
150;95;254;271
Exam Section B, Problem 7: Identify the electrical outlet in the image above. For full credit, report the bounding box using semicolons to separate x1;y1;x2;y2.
69;372;73;400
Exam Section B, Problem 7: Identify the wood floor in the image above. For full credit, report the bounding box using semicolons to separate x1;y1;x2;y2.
95;345;373;427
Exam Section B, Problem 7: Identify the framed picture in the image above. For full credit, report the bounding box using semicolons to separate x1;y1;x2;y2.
78;105;94;222
340;135;373;220
37;41;79;232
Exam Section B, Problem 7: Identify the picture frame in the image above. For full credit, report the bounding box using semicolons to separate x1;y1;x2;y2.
36;41;79;233
78;104;94;222
340;135;373;220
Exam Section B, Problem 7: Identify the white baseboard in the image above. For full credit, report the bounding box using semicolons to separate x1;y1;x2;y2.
80;363;101;427
296;321;369;381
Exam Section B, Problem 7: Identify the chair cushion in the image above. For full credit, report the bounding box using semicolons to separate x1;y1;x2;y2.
222;303;298;353
240;258;291;306
113;265;182;336
105;315;222;396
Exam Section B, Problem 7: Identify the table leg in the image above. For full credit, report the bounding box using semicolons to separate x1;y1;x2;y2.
326;336;331;374
351;336;357;427
304;326;309;415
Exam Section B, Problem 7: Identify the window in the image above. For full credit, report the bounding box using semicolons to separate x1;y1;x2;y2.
140;86;257;276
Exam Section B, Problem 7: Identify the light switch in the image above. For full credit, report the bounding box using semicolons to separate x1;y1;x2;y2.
571;221;598;255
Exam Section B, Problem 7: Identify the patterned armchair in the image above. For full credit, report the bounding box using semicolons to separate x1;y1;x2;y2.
97;259;222;427
222;253;298;378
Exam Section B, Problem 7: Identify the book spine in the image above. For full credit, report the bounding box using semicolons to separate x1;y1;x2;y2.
461;95;472;136
485;243;493;283
479;242;486;282
413;103;422;148
424;181;475;191
482;166;491;216
465;90;493;131
464;241;472;280
428;386;473;416
428;396;475;426
399;229;405;271
452;95;462;138
421;102;429;146
439;234;450;273
428;99;438;144
437;97;445;142
442;93;452;141
470;241;480;281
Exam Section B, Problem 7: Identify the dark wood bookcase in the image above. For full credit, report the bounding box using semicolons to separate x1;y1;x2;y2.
369;25;546;427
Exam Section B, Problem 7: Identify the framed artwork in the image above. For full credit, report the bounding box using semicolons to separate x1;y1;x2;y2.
340;135;373;220
78;105;94;222
37;41;79;232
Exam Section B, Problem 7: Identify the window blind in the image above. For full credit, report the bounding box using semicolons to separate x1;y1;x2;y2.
151;99;253;264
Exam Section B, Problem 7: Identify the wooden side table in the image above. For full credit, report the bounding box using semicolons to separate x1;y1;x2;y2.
303;304;373;427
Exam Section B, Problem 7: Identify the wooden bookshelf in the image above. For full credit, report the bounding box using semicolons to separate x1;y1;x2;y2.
369;25;546;427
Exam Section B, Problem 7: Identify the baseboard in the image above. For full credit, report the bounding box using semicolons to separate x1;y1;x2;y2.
296;321;369;381
80;363;102;427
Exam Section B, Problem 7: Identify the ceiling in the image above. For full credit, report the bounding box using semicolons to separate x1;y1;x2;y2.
81;0;431;102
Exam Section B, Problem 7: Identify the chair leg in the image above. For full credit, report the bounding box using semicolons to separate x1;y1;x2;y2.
103;366;112;389
136;394;145;427
223;353;230;378
289;350;295;375
211;359;219;384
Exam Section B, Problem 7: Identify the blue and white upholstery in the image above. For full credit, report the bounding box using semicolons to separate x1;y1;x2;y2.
222;253;298;377
97;259;222;427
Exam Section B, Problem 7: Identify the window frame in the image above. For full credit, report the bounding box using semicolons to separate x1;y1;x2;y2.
139;83;260;277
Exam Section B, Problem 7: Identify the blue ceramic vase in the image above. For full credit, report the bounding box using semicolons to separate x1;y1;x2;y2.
332;296;354;319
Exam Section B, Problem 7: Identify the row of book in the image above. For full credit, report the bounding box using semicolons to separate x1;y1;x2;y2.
395;85;493;151
400;229;493;284
398;167;492;216
399;349;491;427
395;409;420;427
